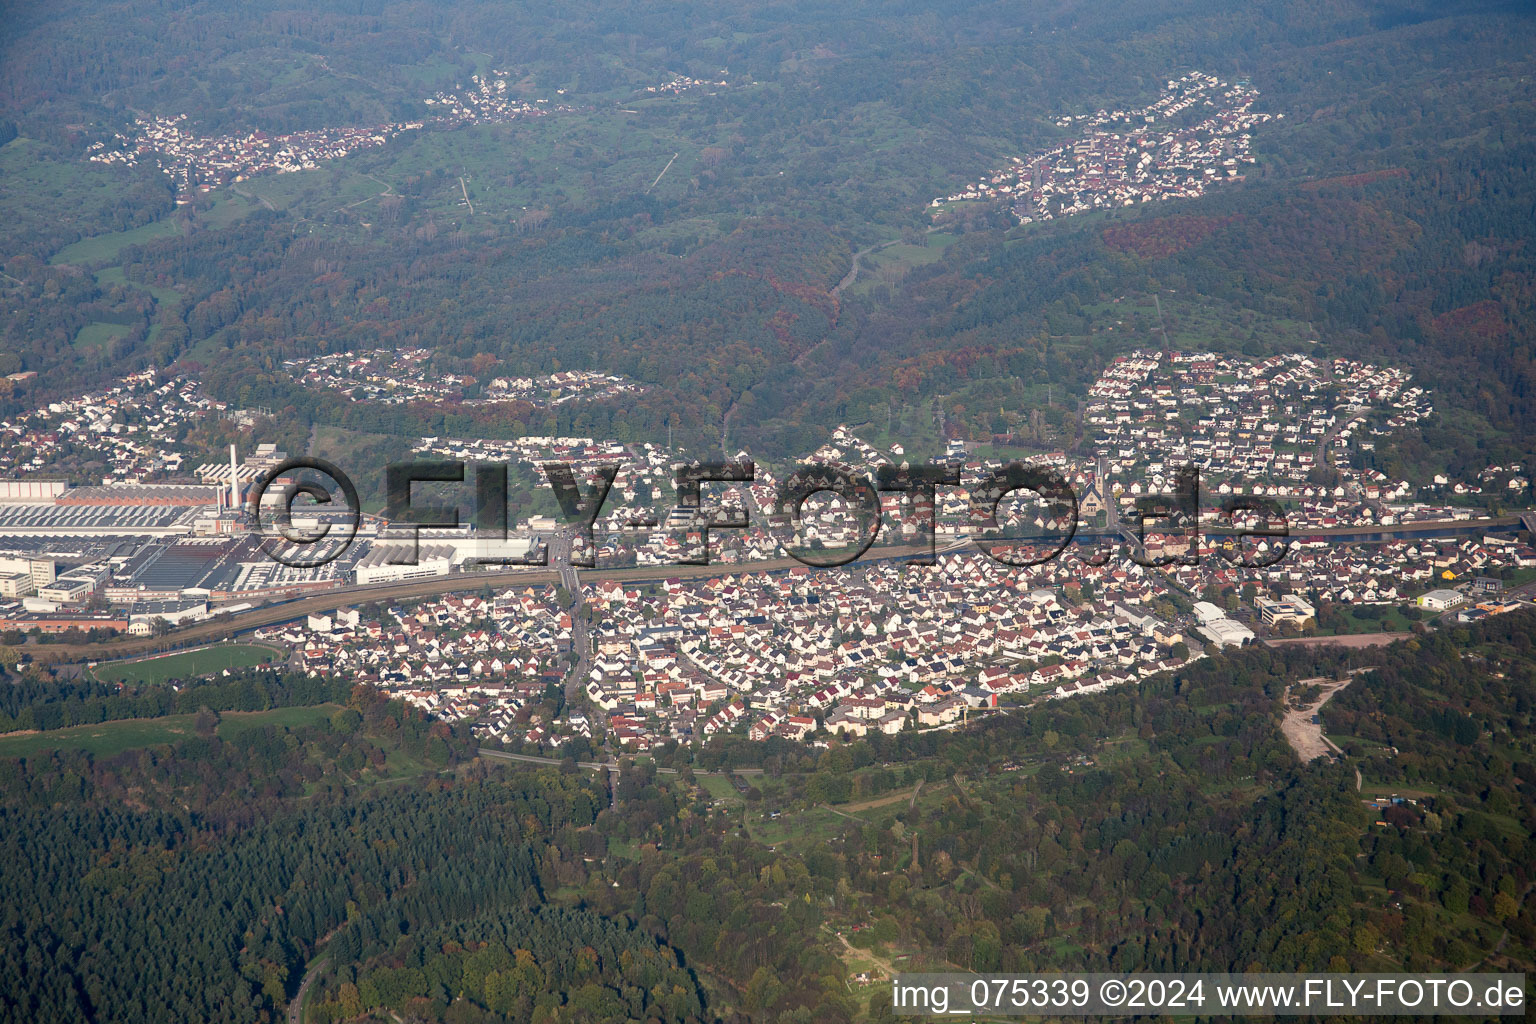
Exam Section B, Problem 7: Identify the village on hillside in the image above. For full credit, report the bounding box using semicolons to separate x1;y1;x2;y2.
933;72;1277;222
86;70;571;203
83;63;752;203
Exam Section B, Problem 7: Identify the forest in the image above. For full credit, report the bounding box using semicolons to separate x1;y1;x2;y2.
0;681;703;1024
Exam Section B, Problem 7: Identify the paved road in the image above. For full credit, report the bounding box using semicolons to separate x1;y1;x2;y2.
287;954;327;1024
831;239;898;298
1501;578;1536;602
231;183;275;212
549;530;591;707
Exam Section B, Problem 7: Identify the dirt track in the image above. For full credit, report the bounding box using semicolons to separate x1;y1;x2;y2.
1281;676;1353;761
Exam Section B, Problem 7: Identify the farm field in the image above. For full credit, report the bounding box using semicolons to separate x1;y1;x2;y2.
49;192;256;266
90;643;280;685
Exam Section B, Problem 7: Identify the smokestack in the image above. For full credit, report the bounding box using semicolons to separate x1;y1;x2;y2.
229;444;240;510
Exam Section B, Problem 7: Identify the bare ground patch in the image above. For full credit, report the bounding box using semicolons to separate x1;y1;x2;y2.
1281;675;1356;762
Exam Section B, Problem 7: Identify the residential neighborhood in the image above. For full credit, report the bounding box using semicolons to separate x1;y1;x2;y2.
249;543;1194;753
933;72;1277;222
1083;348;1436;525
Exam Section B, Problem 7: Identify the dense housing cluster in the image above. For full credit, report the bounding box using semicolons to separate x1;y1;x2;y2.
0;368;210;479
88;114;423;202
641;72;733;96
285;349;646;407
933;72;1276;222
1086;350;1434;524
253;589;571;731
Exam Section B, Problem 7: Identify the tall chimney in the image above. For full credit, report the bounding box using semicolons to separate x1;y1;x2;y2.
229;444;240;510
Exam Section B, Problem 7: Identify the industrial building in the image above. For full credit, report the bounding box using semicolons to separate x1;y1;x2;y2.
1417;589;1465;612
352;543;456;585
0;480;67;502
1192;599;1256;647
56;484;225;507
0;555;55;596
0;501;197;535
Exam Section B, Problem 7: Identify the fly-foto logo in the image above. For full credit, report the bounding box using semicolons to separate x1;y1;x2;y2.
247;458;1290;570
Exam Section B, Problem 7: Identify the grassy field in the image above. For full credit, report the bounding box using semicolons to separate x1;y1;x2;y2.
1317;605;1420;636
92;266;186;348
696;774;743;804
836;782;924;815
50;192;256;266
1159;294;1317;353
90;643;280;685
0;704;339;759
231;166;389;214
833;404;946;462
343;114;705;218
1501;567;1536;588
748;804;847;848
72;321;132;351
50;217;182;266
736;772;984;856
0;715;200;758
847;233;958;297
96;264;183;305
216;704;337;741
0;137;153;261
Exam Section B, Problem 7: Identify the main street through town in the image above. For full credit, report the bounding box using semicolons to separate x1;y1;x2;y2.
548;528;592;706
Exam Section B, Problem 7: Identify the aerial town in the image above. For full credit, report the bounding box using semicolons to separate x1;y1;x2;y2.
82;65;751;203
1;347;1533;756
86;70;570;202
86;113;424;202
932;71;1277;222
245;515;1532;755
